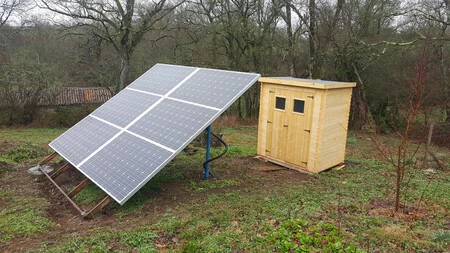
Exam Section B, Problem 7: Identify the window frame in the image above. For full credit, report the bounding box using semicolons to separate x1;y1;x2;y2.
274;96;287;111
292;98;306;115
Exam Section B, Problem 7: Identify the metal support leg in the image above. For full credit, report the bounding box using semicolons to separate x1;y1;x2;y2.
39;152;58;165
204;125;212;180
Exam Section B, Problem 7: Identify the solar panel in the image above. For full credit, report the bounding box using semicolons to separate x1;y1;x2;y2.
170;68;260;108
49;117;120;165
127;64;196;95
91;89;160;128
49;63;260;204
128;99;218;150
78;132;173;202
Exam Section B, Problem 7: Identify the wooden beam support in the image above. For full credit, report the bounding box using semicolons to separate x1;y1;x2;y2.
39;166;85;215
39;152;58;165
82;196;112;219
39;157;112;218
68;179;90;198
50;163;70;179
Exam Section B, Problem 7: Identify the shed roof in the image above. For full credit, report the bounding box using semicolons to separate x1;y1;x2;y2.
259;77;356;89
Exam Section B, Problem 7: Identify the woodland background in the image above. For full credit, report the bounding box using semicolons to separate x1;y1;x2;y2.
0;0;449;132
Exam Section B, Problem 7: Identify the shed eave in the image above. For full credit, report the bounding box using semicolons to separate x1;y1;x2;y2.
258;77;356;89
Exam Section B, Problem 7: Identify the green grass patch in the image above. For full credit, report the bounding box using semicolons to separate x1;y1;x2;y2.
265;219;364;252
220;126;258;156
0;191;52;243
0;128;65;145
35;228;158;253
347;136;358;143
73;184;105;205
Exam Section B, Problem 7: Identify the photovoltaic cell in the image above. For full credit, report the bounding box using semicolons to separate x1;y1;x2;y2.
49;117;120;165
79;132;173;202
128;99;218;151
169;69;259;108
127;64;196;95
91;89;160;128
49;63;260;205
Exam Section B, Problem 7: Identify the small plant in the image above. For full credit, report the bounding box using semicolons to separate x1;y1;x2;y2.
266;219;364;252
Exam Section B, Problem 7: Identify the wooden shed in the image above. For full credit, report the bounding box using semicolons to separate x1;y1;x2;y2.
257;77;356;173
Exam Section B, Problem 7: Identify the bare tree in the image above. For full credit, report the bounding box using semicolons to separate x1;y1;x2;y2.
0;0;25;27
38;0;183;91
0;49;66;124
414;0;450;121
371;40;431;212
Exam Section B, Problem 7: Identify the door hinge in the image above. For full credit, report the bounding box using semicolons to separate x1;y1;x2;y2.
283;124;288;127
265;150;271;153
304;129;311;133
269;90;275;93
267;120;272;123
307;95;314;99
301;161;308;164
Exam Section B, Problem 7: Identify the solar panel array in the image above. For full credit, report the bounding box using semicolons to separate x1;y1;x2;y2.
49;64;260;204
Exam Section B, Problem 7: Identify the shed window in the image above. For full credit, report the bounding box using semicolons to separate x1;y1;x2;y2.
293;99;305;113
275;97;286;110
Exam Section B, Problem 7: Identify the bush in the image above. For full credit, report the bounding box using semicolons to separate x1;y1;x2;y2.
0;49;66;125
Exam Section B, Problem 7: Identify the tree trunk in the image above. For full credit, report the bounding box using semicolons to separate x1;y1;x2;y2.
441;0;450;122
308;0;317;79
349;83;369;130
395;168;401;212
349;64;370;130
237;97;243;118
118;55;131;92
285;1;296;77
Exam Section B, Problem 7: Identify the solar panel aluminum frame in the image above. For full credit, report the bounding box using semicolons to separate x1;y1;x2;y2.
49;64;260;205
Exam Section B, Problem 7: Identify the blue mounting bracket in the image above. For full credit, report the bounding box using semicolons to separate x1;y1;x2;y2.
204;125;212;180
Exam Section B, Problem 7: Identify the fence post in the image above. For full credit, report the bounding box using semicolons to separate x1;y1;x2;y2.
423;123;434;168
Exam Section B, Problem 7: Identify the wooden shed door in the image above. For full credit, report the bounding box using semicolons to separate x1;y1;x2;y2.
266;88;314;166
266;89;290;161
284;90;314;166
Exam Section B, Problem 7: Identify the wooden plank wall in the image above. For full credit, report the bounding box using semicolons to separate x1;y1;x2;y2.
257;83;270;156
308;90;325;172
315;88;352;171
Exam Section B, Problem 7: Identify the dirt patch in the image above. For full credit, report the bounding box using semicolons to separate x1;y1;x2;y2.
0;161;10;171
344;161;360;167
252;164;287;172
367;197;431;222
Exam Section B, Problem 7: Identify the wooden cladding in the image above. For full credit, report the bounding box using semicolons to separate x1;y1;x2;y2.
257;77;356;174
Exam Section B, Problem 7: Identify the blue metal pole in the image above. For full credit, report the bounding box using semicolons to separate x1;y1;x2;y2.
205;125;212;180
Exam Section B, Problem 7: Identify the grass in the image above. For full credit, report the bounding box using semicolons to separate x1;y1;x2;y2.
36;228;159;253
0;128;65;173
190;179;240;192
0;126;449;252
0;190;52;243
